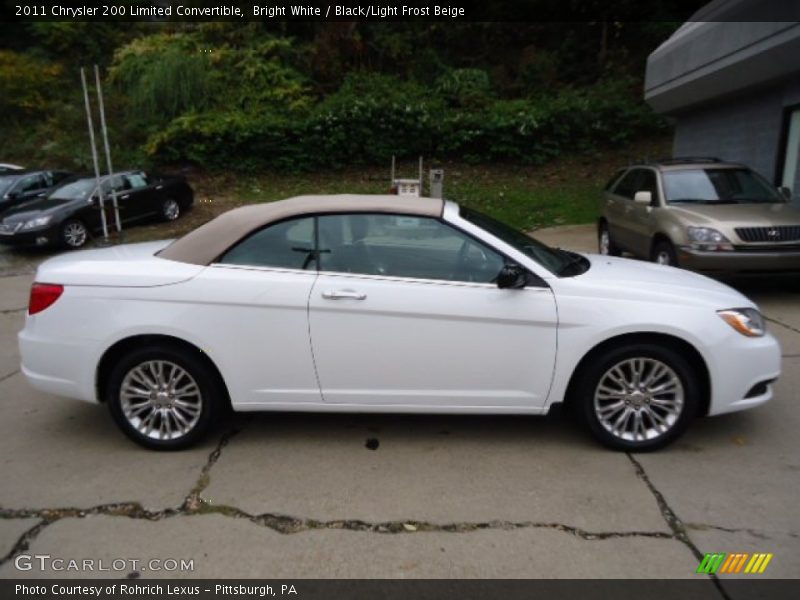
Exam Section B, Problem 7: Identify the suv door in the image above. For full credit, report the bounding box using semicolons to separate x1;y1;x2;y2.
627;168;661;258
308;213;558;408
607;168;643;253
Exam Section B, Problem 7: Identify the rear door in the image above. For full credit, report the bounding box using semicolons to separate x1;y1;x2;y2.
308;213;558;409
118;172;158;221
608;169;643;253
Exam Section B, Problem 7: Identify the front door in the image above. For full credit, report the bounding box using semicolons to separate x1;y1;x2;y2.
308;213;558;408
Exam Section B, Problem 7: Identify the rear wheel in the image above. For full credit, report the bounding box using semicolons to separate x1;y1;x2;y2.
60;219;89;249
651;239;678;266
161;198;180;222
106;345;221;450
598;222;621;256
574;343;698;451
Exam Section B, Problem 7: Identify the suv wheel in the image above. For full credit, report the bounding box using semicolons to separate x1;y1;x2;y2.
651;240;678;267
598;222;621;256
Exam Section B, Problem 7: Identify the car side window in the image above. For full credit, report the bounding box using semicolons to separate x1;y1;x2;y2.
101;176;128;195
14;174;45;194
127;172;149;189
613;169;644;200
219;217;316;270
318;213;506;283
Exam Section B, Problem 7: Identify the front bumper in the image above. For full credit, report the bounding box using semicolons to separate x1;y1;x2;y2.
705;330;781;416
0;225;59;247
678;247;800;273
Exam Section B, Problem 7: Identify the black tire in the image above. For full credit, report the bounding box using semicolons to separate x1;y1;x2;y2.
574;343;699;452
60;219;89;249
651;239;678;267
106;344;223;450
598;221;621;256
161;197;181;222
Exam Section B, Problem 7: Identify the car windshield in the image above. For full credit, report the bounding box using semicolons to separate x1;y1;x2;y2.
0;176;18;197
663;168;783;204
50;179;96;201
460;206;588;277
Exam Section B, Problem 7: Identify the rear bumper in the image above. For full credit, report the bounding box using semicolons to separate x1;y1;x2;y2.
18;328;98;403
678;247;800;272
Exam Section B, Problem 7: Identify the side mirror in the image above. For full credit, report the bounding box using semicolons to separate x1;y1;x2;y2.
778;186;792;200
496;264;527;289
6;191;19;200
634;190;652;206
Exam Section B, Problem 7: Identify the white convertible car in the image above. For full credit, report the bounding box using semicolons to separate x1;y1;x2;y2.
18;195;780;451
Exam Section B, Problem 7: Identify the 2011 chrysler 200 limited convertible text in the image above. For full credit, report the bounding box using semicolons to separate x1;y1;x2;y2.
18;195;781;451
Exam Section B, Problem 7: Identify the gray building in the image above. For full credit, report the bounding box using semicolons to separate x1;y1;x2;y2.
644;0;800;204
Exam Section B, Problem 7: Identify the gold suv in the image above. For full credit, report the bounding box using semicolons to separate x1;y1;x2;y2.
598;158;800;272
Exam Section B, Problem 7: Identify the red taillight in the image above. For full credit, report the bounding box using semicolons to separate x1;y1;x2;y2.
29;283;64;315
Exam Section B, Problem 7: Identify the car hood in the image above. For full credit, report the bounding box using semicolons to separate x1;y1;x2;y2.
35;240;205;287
668;202;800;226
1;197;80;222
559;254;753;309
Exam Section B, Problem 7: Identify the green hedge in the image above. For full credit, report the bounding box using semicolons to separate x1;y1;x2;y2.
145;76;665;171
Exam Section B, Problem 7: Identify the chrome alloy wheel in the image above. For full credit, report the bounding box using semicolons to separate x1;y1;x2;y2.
593;357;684;442
163;199;180;221
119;360;202;441
63;221;88;248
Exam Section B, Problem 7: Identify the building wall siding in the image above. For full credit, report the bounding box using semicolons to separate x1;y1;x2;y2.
672;86;784;181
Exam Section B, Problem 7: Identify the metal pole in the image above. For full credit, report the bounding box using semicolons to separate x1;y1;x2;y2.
418;156;423;195
94;65;122;236
81;67;108;242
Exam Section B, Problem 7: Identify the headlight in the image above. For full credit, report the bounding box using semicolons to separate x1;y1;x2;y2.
687;227;733;251
21;216;52;230
718;308;766;337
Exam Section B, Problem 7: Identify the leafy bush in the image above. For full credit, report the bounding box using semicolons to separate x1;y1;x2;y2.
0;50;63;119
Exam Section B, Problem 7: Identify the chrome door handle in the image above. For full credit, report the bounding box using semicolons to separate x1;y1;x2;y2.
120;194;130;200
156;185;164;190
322;290;367;300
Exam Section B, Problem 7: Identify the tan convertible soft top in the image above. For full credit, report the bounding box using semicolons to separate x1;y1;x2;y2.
158;194;445;266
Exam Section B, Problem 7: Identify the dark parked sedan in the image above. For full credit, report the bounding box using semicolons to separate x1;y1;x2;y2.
0;170;73;216
0;170;193;249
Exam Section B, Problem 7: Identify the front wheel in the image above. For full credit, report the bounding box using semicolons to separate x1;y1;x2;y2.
106;345;222;450
575;343;699;451
651;239;678;267
60;219;89;249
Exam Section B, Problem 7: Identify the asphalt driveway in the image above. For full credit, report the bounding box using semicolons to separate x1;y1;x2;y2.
0;225;798;590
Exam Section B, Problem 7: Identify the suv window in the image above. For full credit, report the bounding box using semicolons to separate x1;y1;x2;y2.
318;214;505;283
612;169;642;199
604;169;626;191
220;217;315;270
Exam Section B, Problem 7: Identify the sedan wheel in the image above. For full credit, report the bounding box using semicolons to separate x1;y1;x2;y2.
161;198;180;221
576;344;698;451
61;220;88;249
107;345;221;450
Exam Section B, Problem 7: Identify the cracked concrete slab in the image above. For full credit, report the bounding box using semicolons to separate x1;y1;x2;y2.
0;312;23;378
633;371;800;539
0;373;217;510
0;274;33;311
0;519;39;560
0;514;703;579
204;413;669;531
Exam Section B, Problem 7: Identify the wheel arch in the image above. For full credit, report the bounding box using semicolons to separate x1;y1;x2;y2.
650;232;674;255
562;331;711;416
95;334;231;409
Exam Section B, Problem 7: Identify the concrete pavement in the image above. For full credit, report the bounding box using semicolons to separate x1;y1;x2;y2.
0;228;798;587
